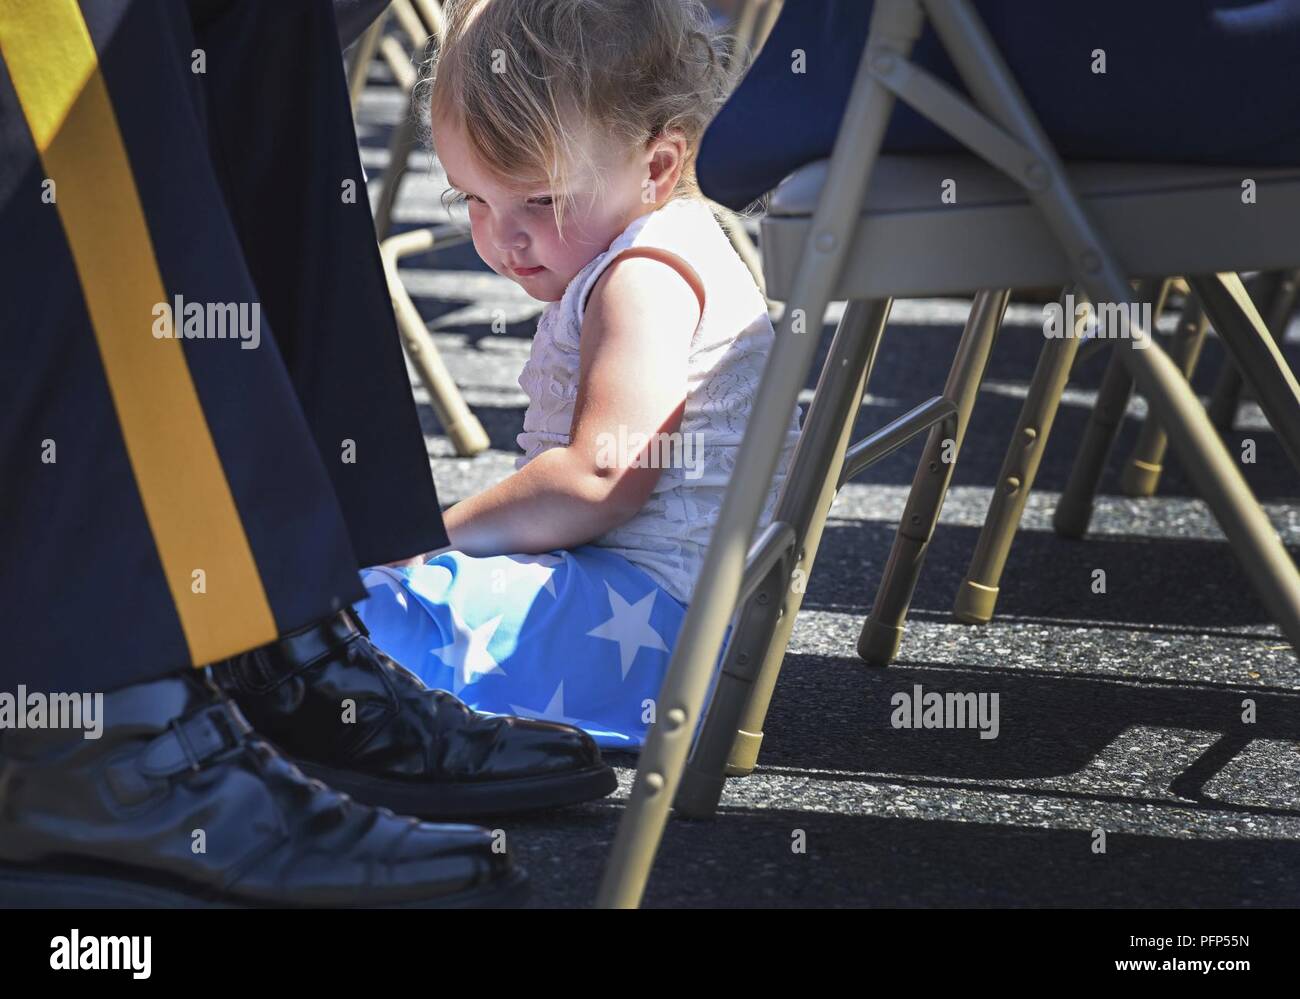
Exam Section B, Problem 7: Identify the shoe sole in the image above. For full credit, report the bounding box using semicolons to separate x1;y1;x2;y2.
0;863;529;909
292;760;619;819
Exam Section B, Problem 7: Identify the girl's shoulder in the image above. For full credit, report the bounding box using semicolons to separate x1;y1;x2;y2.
567;197;724;328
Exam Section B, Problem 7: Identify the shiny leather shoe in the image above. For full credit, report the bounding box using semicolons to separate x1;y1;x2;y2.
0;671;526;908
211;608;616;819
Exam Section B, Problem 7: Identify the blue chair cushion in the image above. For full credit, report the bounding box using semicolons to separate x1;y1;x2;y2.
698;0;1300;211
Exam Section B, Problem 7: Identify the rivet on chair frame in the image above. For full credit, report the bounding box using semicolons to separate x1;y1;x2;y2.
1005;477;1021;495
665;708;687;731
1022;427;1037;443
643;773;665;795
815;231;836;253
870;52;896;76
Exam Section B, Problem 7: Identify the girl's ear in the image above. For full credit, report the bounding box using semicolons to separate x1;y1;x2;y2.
643;127;687;204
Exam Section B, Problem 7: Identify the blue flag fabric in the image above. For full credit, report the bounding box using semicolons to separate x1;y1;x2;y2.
356;546;727;749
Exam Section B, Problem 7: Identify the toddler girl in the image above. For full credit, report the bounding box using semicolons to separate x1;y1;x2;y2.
356;0;802;749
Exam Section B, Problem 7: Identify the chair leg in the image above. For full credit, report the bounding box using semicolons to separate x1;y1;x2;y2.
372;3;431;240
954;288;1086;624
1118;293;1211;496
346;6;390;112
1207;357;1245;431
1104;305;1300;649
1189;272;1300;472
380;230;489;456
596;0;924;909
410;0;448;44
1051;279;1170;538
1204;272;1298;429
858;288;1009;666
675;299;893;818
372;103;421;240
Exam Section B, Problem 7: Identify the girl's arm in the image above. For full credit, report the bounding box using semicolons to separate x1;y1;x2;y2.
441;250;703;557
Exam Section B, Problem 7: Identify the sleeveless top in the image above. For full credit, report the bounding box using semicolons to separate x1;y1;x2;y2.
514;196;803;605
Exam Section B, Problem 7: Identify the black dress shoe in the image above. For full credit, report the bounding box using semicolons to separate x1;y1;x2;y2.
0;671;526;908
211;608;616;819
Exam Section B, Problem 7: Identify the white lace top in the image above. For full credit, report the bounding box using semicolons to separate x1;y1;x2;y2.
514;196;803;605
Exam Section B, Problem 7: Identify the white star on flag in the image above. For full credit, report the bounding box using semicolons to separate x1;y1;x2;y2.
509;681;590;729
586;581;668;680
429;601;506;693
502;552;563;598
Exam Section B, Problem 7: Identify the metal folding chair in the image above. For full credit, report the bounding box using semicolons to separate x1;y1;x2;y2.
950;276;1172;627
596;0;1300;907
346;2;391;110
1054;270;1300;536
954;270;1299;627
380;228;490;456
1117;271;1300;497
1203;274;1300;433
1191;272;1300;470
368;0;447;240
347;0;488;455
1115;283;1212;498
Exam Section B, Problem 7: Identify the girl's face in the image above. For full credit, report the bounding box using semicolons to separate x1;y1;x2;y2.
433;111;655;302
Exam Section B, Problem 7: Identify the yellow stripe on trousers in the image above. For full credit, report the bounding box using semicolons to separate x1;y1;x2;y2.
0;0;278;664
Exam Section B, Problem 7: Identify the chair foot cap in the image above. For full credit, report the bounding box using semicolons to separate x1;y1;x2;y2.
859;618;904;666
723;729;764;776
1052;494;1094;539
954;579;999;624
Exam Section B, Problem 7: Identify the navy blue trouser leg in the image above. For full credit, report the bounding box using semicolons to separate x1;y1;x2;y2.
0;0;447;692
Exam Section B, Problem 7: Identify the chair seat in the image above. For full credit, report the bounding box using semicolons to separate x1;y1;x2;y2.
761;155;1300;300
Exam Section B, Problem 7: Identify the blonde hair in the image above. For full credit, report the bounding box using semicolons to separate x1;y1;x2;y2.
423;0;733;233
